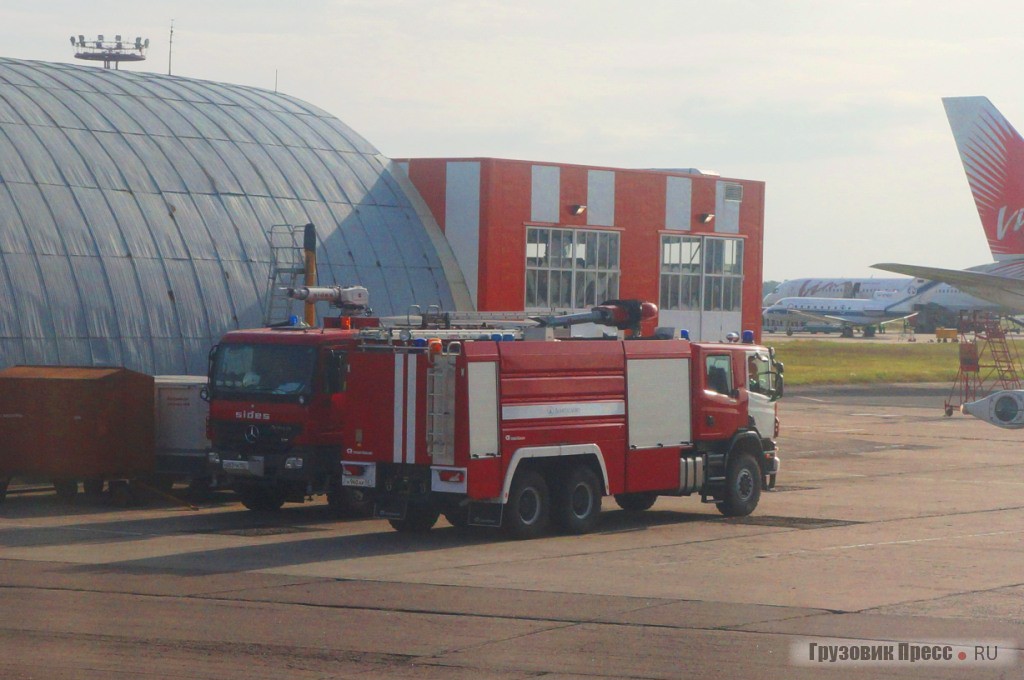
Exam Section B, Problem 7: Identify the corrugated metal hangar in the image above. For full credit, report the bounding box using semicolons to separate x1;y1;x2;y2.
0;57;766;375
0;57;468;375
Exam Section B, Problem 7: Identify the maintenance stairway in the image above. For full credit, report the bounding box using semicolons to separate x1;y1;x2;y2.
945;313;1022;416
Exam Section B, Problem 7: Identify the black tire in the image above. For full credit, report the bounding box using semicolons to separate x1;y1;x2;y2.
0;477;9;504
389;504;440;533
109;480;139;507
716;452;761;517
503;469;550;540
83;478;105;498
146;475;175;493
614;491;658;512
186;477;214;500
53;479;78;501
552;465;602;534
327;486;374;517
442;508;469;528
238;486;285;512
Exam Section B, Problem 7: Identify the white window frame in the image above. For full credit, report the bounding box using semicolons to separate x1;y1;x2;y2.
526;226;621;310
660;235;744;312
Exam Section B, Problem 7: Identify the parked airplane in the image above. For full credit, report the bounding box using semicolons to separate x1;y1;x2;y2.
763;290;920;337
762;278;909;306
763;276;1000;334
875;96;1024;312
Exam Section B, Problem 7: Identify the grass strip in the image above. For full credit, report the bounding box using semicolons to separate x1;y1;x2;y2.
764;339;995;386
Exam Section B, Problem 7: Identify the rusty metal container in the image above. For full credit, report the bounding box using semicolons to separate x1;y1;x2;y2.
0;366;155;480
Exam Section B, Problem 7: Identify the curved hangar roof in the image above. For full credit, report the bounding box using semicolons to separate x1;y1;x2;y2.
0;57;467;374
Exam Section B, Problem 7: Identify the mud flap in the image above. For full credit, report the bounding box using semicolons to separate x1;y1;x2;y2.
374;496;408;521
468;501;503;527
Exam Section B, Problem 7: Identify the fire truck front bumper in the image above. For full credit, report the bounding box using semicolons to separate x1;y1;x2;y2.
212;450;321;481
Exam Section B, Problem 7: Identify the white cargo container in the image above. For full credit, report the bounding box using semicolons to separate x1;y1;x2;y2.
154;376;211;481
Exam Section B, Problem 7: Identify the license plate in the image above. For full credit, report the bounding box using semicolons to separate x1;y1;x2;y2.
223;458;264;476
343;477;372;488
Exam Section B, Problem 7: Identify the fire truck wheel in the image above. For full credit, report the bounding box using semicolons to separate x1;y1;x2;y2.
552;465;602;534
327;487;374;517
613;492;658;512
83;478;105;498
238;486;285;512
0;477;9;504
504;469;551;540
389;504;440;533
717;452;761;517
443;508;469;528
53;479;78;501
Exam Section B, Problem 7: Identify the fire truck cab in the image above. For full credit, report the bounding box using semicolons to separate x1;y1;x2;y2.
341;310;783;539
205;298;378;513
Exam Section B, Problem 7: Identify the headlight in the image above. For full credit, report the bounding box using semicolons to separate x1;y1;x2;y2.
284;457;304;470
208;451;221;464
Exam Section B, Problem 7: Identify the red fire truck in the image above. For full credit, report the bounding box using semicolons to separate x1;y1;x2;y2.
205;285;378;512
339;301;784;538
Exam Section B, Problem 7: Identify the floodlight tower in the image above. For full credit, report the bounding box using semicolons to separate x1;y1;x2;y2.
70;35;149;69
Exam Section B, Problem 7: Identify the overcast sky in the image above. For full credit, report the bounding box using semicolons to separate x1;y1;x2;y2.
3;0;1021;281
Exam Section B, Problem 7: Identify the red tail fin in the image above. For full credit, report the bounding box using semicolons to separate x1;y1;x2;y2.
944;96;1024;260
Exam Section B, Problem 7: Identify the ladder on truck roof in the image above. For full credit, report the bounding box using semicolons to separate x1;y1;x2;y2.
358;327;524;343
263;224;309;326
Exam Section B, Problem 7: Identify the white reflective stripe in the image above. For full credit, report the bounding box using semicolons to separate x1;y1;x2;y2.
393;354;403;464
501;401;626;421
405;354;417;464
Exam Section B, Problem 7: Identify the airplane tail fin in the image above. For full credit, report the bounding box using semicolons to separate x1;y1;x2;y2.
944;96;1024;260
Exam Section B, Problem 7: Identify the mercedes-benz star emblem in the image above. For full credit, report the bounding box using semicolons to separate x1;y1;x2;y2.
245;424;260;444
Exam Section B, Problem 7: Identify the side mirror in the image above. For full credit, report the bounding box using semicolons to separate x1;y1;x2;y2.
771;373;784;401
199;385;210;402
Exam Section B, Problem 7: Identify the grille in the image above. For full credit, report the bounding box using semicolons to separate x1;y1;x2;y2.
211;421;301;452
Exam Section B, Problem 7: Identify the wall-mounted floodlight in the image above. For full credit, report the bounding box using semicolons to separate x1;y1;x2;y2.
699;212;715;224
569;204;587;216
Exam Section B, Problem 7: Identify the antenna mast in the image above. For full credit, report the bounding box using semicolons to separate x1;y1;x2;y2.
168;19;174;75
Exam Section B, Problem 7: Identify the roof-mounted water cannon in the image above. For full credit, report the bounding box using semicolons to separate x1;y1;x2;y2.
287;285;370;314
533;299;658;336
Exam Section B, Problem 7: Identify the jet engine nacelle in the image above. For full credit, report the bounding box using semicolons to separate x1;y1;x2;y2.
961;390;1024;429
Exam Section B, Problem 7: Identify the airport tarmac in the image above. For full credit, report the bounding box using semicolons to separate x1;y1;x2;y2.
0;384;1021;679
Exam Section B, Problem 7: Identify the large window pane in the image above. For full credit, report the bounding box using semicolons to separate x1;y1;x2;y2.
525;226;620;310
661;235;742;312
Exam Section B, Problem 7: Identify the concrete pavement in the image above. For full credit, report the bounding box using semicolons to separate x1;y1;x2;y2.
0;385;1021;679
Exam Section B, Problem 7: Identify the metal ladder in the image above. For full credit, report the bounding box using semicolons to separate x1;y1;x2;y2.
980;316;1021;389
945;312;1022;415
425;356;456;466
262;224;308;326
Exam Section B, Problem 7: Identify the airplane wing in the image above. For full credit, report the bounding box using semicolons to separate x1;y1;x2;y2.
783;307;916;327
872;263;1024;312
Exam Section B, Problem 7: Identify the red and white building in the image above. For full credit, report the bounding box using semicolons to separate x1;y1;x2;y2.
400;158;765;342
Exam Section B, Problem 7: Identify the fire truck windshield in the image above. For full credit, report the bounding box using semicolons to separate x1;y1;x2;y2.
211;343;317;401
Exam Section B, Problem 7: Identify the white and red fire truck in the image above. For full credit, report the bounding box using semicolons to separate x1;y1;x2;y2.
339;300;784;538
